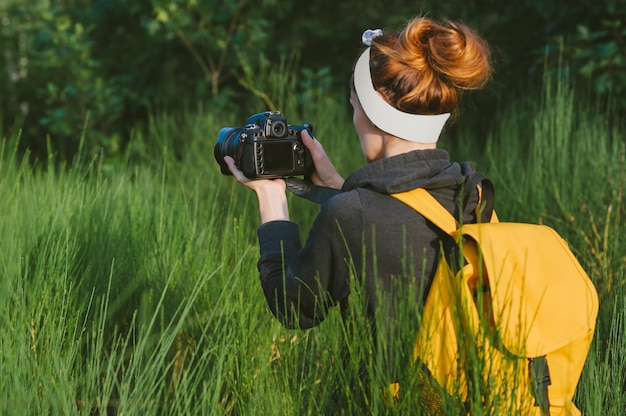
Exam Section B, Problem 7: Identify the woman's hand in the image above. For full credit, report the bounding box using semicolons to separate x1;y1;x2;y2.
301;129;345;190
224;156;289;224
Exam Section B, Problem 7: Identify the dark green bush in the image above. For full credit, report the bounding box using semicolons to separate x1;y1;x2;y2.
533;0;626;95
0;0;624;163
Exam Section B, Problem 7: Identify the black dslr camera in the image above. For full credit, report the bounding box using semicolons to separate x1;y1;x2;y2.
214;111;313;179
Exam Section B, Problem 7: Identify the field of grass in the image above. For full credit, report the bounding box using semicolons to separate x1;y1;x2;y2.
0;76;624;415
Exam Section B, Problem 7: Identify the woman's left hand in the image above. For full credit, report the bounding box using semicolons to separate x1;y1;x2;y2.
301;129;345;190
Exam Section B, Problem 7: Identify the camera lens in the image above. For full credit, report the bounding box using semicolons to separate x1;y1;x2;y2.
271;120;287;138
214;127;243;175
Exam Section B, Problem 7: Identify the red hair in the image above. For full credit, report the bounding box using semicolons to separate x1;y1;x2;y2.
367;17;492;116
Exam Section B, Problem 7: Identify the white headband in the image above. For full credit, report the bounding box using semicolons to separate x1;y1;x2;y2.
353;47;450;143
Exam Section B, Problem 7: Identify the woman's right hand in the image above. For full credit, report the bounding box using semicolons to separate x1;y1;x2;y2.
224;156;289;223
301;129;345;190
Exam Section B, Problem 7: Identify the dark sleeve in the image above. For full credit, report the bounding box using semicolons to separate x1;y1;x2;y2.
256;195;358;329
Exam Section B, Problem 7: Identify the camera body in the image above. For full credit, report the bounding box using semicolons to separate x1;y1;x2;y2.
215;111;313;179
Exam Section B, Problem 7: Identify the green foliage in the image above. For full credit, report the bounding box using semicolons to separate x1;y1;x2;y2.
147;0;277;96
0;2;624;413
532;0;626;96
2;0;625;163
1;1;624;414
0;66;624;414
1;1;126;160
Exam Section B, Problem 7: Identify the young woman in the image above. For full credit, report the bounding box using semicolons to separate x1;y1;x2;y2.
224;16;492;332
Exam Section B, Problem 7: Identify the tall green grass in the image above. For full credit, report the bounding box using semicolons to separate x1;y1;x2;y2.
0;73;623;414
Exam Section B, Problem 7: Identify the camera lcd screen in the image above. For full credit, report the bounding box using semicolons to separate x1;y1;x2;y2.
262;141;293;171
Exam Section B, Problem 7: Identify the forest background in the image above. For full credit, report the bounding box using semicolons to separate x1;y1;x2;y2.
0;0;625;415
1;0;625;163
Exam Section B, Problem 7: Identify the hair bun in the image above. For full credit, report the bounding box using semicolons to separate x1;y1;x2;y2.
367;17;492;115
402;18;492;90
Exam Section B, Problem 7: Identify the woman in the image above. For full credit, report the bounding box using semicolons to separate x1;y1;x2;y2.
224;17;492;332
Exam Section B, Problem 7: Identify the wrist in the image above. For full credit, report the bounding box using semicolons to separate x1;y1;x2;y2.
330;176;345;190
255;185;289;223
322;173;344;190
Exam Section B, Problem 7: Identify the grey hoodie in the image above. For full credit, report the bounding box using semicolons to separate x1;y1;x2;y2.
257;149;483;330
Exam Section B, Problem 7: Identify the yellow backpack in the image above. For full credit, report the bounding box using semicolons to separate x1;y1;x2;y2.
391;185;599;415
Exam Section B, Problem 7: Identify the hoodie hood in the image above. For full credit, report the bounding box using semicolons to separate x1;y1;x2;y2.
342;149;465;195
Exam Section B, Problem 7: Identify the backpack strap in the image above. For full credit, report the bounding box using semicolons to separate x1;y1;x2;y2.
529;357;552;416
463;171;496;224
391;188;458;235
392;180;496;233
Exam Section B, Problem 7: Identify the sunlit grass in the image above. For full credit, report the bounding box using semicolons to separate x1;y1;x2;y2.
0;72;623;414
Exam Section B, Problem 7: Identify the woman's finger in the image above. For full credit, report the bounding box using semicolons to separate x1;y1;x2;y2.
300;130;344;189
301;129;323;155
224;156;250;184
